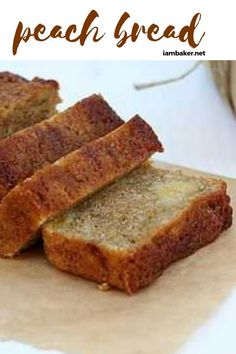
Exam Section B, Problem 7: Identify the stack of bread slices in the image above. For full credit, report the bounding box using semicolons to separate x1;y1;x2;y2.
0;72;232;294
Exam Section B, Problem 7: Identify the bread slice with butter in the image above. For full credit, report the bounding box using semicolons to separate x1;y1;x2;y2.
43;164;232;294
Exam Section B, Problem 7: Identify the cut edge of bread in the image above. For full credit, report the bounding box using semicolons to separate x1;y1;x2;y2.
0;71;61;139
0;94;124;200
0;115;163;258
43;166;232;294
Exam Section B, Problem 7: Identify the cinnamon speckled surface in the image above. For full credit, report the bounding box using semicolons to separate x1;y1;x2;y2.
0;162;235;354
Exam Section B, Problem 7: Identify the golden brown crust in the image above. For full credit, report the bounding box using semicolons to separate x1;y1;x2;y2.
31;77;59;89
0;94;123;200
0;71;59;89
43;186;232;294
0;71;28;83
0;71;61;139
0;116;163;257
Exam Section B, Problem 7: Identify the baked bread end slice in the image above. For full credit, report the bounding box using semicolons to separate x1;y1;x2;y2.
0;71;61;138
43;165;232;294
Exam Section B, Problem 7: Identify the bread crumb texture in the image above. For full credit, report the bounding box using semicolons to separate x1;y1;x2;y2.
0;94;123;200
0;71;60;139
0;116;161;257
46;165;227;249
43;165;232;294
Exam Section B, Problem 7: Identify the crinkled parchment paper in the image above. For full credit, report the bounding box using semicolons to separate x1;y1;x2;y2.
0;162;235;354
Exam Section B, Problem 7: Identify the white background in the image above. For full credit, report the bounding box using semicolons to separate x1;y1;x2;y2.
0;0;234;59
1;60;235;178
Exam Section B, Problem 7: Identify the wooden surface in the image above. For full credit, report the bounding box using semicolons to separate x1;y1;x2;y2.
0;162;235;354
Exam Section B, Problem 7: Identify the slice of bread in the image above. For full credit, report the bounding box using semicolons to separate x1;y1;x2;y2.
0;94;123;200
43;164;232;294
0;71;61;139
0;116;163;257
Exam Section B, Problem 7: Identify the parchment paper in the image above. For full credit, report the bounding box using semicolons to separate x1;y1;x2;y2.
0;162;235;354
